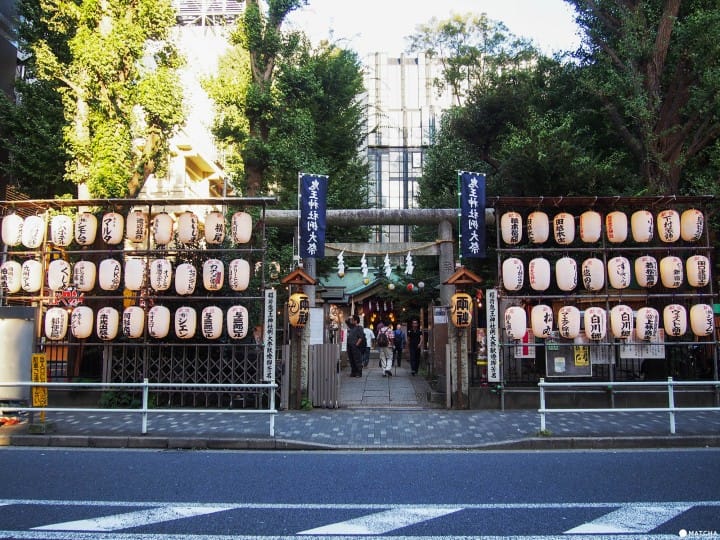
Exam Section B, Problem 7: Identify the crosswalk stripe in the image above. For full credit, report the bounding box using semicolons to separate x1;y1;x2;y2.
297;506;463;535
564;503;692;534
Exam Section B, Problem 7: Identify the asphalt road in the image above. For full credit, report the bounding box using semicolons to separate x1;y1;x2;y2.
0;447;718;538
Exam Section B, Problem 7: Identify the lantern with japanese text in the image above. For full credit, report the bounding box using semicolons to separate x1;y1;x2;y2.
148;305;171;339
75;212;97;246
202;258;224;291
1;260;21;293
100;212;124;245
605;211;628;243
557;306;581;339
227;305;249;340
609;304;634;339
636;307;660;340
289;292;310;327
450;292;473;328
501;257;524;291
122;306;145;338
96;306;120;340
690;304;714;337
584;306;607;340
149;258;172;291
125;209;148;243
607;256;631;289
500;211;523;245
98;258;122;291
581;257;605;291
175;263;197;295
70;306;94;339
579;210;601;243
45;307;69;340
50;214;74;246
663;304;687;337
22;215;45;248
21;259;42;292
151;212;174;245
553;212;575;245
48;259;71;291
73;260;96;292
1;213;23;246
504;306;526;340
686;255;710;287
124;258;146;291
555;257;577;292
656;209;680;242
201;306;223;339
630;210;654;242
527;211;549;244
680;209;704;242
177;211;199;244
204;211;226;244
228;258;250;291
531;304;553;338
634;255;658;288
175;306;197;339
528;257;551;291
231;211;252;244
659;256;683;288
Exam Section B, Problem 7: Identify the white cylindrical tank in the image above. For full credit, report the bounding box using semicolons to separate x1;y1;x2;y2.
98;258;122;291
555;257;577;292
45;307;69;340
504;306;527;340
50;214;74;246
605;211;628;243
73;260;96;292
500;211;523;245
634;255;658;288
148;305;171;339
579;210;601;243
227;305;249;340
526;211;549;244
609;304;634;339
231;212;252;244
659;256;683;288
100;212;124;245
502;258;524;291
175;306;197;339
663;304;687;337
175;262;197;295
75;212;98;246
228;259;251;291
96;306;120;340
122;306;145;338
531;304;553;338
557;306;581;339
607;256;631;289
630;210;654;242
656;209;680;243
528;258;551;291
204;211;226;244
70;306;94;339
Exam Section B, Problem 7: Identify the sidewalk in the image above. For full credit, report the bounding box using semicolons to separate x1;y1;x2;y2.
2;365;719;451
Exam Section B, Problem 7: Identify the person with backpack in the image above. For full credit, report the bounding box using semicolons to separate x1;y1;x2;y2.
376;318;394;376
393;322;406;367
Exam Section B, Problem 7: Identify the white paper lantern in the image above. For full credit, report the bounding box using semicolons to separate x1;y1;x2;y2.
634;255;658;288
201;306;223;339
70;306;94;339
45;307;69;340
177;211;199;244
100;212;124;245
1;260;22;293
50;214;74;246
630;210;654;242
528;258;551;291
175;306;197;339
122;306;145;338
231;212;252;244
605;211;628;243
555;257;577;292
584;306;607;341
99;258;122;291
227;305;249;340
636;307;660;340
22;215;45;248
531;304;553;338
148;305;171;339
557;306;581;339
21;259;43;292
204;211;226;244
124;258;146;291
228;258;250;291
501;258;524;291
663;304;687;337
96;306;120;340
680;209;704;242
175;263;197;295
656;209;680;243
500;211;523;245
149;258;172;291
527;211;549;244
659;256;683;288
75;212;98;246
581;257;605;291
125;210;148;243
151;212;174;245
47;259;71;291
607;256;631;289
203;258;224;291
73;260;96;292
553;212;575;245
502;307;526;341
579;210;602;243
609;304;634;339
1;213;23;246
689;304;714;337
686;255;710;287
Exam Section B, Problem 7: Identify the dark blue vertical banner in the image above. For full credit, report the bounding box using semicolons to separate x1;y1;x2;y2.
299;173;328;258
459;171;486;259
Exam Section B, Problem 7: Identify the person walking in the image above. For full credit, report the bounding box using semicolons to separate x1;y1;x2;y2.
376;318;395;376
346;317;365;377
393;322;406;367
407;318;423;375
362;321;375;368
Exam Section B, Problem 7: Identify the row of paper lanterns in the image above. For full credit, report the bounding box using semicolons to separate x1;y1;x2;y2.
500;208;704;245
502;254;711;292
44;305;251;341
0;257;251;294
0;210;253;248
504;303;715;341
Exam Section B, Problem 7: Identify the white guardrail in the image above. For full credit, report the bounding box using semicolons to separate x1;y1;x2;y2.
0;380;278;436
538;377;720;435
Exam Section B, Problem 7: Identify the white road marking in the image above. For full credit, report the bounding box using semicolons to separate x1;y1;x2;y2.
564;503;692;534
297;506;463;535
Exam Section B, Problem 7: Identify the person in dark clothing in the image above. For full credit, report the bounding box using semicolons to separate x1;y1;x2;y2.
393;322;406;367
406;318;423;375
346;317;365;377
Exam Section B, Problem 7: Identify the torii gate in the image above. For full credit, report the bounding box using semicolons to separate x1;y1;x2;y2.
265;207;495;408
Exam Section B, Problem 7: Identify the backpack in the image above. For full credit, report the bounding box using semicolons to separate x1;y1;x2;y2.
376;330;389;347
